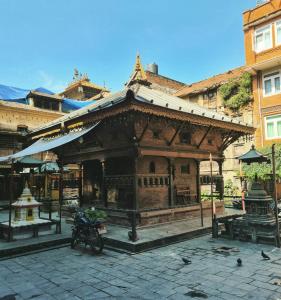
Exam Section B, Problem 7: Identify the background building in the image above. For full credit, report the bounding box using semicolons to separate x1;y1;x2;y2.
244;0;281;148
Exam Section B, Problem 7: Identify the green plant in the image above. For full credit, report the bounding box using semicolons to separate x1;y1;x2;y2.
85;208;107;221
201;190;220;201
224;179;240;196
242;143;281;181
219;72;252;112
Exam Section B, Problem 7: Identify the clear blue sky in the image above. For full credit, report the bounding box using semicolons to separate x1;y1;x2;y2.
0;0;257;93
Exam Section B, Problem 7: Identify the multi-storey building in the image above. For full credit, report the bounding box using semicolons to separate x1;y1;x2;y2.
244;0;281;147
0;72;109;202
175;67;253;187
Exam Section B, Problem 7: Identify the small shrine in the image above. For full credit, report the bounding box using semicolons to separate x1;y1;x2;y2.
12;183;41;225
222;180;281;244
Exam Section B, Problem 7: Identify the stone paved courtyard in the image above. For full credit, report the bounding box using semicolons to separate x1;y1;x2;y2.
1;236;281;300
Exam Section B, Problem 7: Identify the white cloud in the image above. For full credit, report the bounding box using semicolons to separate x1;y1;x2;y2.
38;70;66;93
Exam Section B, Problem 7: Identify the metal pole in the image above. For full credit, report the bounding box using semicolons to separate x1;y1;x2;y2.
78;163;83;208
196;160;203;227
58;161;63;234
101;160;107;208
210;154;216;237
8;160;14;242
272;144;280;248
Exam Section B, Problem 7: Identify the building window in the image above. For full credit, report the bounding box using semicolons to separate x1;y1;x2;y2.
149;161;156;173
152;130;160;139
263;71;281;96
254;24;272;53
17;125;28;133
181;164;190;174
265;115;281;139
179;132;191;144
276;20;281;46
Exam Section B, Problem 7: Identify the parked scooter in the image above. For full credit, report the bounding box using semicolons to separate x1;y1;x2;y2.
71;208;106;254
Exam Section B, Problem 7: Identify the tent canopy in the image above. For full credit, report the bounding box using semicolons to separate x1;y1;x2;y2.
0;123;98;163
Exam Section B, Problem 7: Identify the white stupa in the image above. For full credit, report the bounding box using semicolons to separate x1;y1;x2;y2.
11;183;50;226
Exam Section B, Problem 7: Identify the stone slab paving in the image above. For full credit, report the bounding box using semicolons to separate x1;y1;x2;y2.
1;235;281;299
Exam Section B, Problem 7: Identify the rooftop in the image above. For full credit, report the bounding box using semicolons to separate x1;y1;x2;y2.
31;82;253;137
145;70;185;93
174;66;246;97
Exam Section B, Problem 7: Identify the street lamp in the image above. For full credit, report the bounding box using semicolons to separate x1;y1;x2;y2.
238;144;280;248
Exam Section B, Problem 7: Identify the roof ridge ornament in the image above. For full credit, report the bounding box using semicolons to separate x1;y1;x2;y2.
126;54;151;87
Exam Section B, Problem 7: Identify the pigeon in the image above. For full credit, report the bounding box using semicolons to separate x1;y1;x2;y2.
237;258;242;267
0;295;17;300
261;250;270;260
182;258;192;265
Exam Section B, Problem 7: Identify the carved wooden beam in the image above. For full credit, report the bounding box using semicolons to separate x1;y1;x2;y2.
219;132;241;151
95;135;104;148
197;126;212;149
167;122;184;146
137;119;150;143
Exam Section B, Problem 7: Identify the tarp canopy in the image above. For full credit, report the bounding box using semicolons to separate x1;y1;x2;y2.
0;123;98;163
34;162;69;173
0;84;54;105
14;156;44;166
62;98;96;112
0;83;94;112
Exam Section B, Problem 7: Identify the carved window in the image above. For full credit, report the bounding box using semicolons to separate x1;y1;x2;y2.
179;132;191;144
181;164;190;174
152;130;160;139
149;161;156;173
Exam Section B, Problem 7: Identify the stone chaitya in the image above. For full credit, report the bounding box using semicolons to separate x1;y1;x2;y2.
223;180;281;244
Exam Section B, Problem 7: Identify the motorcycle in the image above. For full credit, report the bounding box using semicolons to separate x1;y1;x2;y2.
71;208;106;254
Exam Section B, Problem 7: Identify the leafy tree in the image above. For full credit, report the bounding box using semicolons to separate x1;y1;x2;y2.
242;143;281;181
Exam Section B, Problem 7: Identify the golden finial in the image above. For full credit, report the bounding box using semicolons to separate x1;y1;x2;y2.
126;53;149;87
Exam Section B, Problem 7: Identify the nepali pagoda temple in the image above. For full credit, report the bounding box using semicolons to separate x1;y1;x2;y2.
4;55;254;227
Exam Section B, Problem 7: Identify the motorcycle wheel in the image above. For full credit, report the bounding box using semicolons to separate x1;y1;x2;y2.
89;231;104;254
71;229;79;249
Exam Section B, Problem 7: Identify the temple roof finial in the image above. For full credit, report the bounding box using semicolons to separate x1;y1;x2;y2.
126;53;150;87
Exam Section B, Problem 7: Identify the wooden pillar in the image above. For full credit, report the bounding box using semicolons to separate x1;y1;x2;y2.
101;160;107;208
218;160;224;201
58;160;63;234
8;162;14;242
168;158;175;207
272;144;281;248
195;160;203;227
78;163;83;207
131;157;138;241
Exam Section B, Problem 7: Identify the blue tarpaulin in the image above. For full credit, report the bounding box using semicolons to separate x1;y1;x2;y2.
0;83;95;111
62;98;95;112
0;123;99;162
0;84;29;104
34;87;54;95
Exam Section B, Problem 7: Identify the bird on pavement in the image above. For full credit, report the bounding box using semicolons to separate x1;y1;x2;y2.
182;258;192;265
0;295;17;300
261;250;270;260
237;258;242;267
